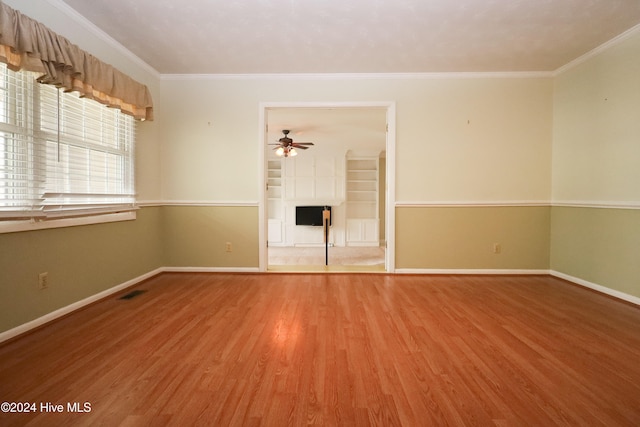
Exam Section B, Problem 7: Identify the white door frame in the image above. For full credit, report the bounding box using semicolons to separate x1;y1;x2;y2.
258;101;396;272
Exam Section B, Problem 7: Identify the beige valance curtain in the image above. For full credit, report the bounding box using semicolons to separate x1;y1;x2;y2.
0;2;153;121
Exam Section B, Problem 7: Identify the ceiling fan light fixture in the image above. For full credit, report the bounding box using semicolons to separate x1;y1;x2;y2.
272;129;314;158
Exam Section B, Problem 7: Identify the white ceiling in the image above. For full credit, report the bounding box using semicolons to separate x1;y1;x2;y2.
59;0;640;75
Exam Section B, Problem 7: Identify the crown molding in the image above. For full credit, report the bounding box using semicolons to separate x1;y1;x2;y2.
553;23;640;76
39;1;640;81
45;0;160;79
160;71;553;81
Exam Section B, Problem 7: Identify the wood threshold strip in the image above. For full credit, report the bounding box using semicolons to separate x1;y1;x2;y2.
0;273;639;426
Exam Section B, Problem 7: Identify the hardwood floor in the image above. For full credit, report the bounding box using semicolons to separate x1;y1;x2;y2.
1;273;639;426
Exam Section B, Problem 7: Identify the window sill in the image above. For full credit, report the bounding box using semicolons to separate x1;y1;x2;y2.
0;211;136;234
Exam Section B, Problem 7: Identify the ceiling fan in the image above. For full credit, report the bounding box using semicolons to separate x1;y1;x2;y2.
270;129;314;157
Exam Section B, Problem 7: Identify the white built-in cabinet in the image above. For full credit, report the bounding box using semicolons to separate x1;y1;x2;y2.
345;157;379;246
283;155;345;246
283;156;345;202
266;154;380;247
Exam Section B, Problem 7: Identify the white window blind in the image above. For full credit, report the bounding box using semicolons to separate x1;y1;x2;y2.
0;63;136;220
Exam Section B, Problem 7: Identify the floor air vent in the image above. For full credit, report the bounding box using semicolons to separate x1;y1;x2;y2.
118;290;147;300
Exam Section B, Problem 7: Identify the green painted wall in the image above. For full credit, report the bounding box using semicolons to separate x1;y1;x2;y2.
0;208;164;333
0;205;262;334
550;207;640;298
162;206;259;268
396;206;550;270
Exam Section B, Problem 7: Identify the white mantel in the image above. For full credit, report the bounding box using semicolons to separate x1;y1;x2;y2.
268;151;380;248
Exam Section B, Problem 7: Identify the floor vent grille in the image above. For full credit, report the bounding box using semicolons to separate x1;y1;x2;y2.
118;290;147;300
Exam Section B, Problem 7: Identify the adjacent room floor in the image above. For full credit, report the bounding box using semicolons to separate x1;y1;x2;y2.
267;245;386;272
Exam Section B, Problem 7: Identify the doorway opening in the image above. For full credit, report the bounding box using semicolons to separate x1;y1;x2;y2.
258;102;396;273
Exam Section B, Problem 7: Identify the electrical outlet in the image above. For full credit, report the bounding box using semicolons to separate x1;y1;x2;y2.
38;272;49;289
225;242;232;252
493;243;502;254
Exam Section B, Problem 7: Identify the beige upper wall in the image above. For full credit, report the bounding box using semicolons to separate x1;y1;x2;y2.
9;0;637;208
552;29;640;204
160;76;553;203
6;1;553;206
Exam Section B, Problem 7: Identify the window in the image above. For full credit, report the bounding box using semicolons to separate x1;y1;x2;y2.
0;63;136;223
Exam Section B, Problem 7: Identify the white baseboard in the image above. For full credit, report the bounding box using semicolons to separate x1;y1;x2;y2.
0;268;164;344
162;267;260;273
397;268;640;306
395;268;550;275
550;270;640;306
3;267;636;344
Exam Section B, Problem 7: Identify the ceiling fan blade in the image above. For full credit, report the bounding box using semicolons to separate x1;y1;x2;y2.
292;144;309;149
293;142;314;145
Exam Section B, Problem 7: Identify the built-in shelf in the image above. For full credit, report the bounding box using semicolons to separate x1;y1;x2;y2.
267;160;283;220
346;157;379;245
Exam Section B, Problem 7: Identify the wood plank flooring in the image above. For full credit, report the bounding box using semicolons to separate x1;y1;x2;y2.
1;273;639;426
